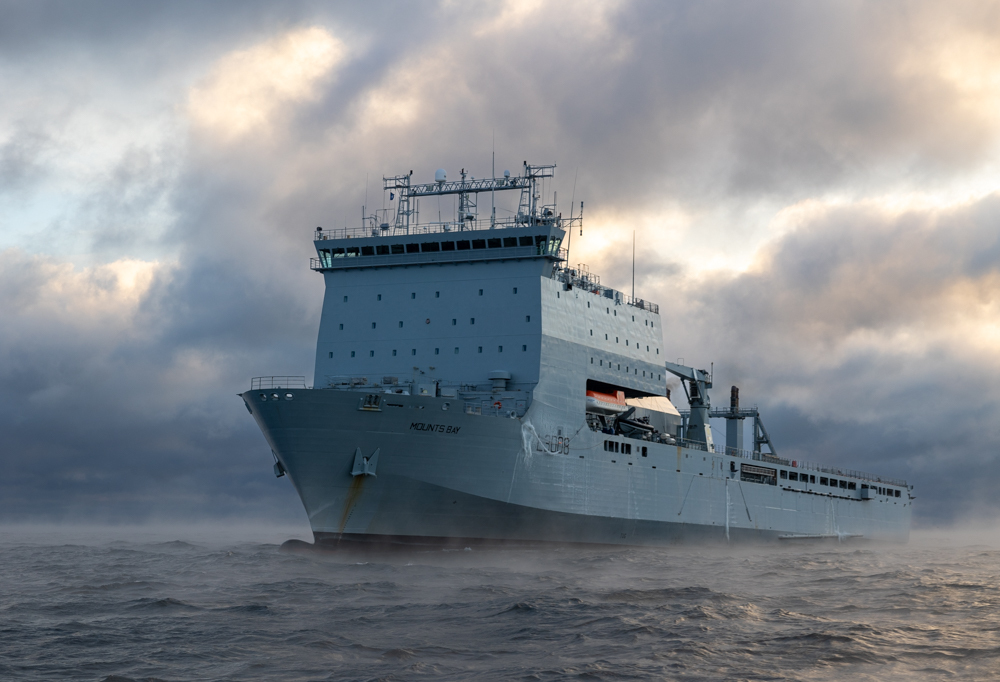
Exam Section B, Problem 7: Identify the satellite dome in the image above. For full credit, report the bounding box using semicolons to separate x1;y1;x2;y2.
435;168;447;183
503;170;510;178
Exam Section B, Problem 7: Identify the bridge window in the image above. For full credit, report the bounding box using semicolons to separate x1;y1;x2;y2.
339;323;344;330
434;348;439;355
895;489;901;497
391;244;404;254
361;246;375;256
848;482;856;490
456;240;470;250
376;245;389;255
820;477;828;485
377;294;382;301
488;238;502;248
398;321;403;327
452;319;457;325
503;237;518;247
780;470;788;479
519;236;533;246
478;289;483;296
513;287;518;294
478;346;483;353
351;351;355;357
454;347;459;354
840;480;848;489
470;317;475;324
522;345;527;351
498;346;503;352
411;292;416;299
328;352;333;358
411;349;416;355
421;242;439;252
526;316;530;322
641;447;647;457
406;243;419;253
830;479;838;487
810;475;816;483
441;241;455;251
435;291;440;298
392;350;397;356
347;247;360;256
343;296;348;302
788;472;798;481
369;350;374;357
472;239;486;249
371;322;376;329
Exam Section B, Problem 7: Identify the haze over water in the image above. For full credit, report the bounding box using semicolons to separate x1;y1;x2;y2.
2;527;998;681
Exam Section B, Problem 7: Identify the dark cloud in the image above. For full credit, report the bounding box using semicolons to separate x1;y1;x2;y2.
1;1;999;526
647;194;1000;525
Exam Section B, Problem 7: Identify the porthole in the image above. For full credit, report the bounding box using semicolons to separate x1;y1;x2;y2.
271;393;280;400
442;402;450;411
285;393;293;400
258;393;267;401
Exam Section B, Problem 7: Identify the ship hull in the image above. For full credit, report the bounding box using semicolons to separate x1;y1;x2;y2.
244;388;911;546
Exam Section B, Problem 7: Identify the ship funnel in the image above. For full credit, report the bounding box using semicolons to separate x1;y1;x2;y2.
731;385;739;412
488;370;511;391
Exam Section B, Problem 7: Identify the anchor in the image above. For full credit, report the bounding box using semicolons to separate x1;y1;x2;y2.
351;447;380;477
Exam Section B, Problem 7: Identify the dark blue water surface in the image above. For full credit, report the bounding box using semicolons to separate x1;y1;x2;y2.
1;526;999;681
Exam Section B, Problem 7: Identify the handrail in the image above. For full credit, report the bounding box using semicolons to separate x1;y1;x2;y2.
250;376;307;390
671;437;906;486
315;217;560;240
310;246;566;271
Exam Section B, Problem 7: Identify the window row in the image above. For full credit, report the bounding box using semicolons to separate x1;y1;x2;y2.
342;287;517;303
318;235;560;262
865;485;901;498
590;358;661;380
603;440;632;455
589;330;658;353
339;345;529;358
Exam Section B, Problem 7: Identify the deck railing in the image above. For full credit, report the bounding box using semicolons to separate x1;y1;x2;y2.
250;376;307;390
672;437;907;486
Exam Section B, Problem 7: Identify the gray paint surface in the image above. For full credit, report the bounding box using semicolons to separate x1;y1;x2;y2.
244;224;911;545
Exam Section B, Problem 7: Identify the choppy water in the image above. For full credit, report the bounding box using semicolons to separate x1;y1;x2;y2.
2;527;999;681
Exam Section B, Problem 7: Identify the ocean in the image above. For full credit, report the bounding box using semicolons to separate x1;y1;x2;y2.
1;526;998;681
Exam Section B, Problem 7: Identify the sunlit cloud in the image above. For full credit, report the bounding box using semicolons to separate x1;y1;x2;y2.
187;26;344;141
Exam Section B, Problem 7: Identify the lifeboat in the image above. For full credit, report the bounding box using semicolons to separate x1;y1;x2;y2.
585;389;627;415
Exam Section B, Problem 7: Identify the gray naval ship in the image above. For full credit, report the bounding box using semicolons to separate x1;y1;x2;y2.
242;163;913;546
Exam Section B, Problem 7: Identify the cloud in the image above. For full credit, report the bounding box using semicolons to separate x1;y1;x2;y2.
3;1;1000;528
188;26;345;141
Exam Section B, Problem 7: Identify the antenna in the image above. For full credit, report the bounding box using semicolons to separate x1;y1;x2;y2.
491;130;496;228
632;230;635;301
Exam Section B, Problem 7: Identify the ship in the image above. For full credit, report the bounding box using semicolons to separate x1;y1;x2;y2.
242;163;912;546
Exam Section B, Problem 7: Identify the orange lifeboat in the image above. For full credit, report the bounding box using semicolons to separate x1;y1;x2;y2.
585;389;627;415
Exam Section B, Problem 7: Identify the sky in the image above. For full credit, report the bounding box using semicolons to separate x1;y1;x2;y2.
2;0;999;528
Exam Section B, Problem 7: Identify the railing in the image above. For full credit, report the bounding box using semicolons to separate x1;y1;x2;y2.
795;460;908;487
310;246;566;271
315;216;560;240
672;437;906;486
627;297;659;314
251;376;307;390
554;268;660;315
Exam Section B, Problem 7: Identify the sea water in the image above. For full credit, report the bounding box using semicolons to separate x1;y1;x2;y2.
1;526;998;681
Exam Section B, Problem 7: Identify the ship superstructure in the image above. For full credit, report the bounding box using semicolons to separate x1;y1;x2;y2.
242;163;913;546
